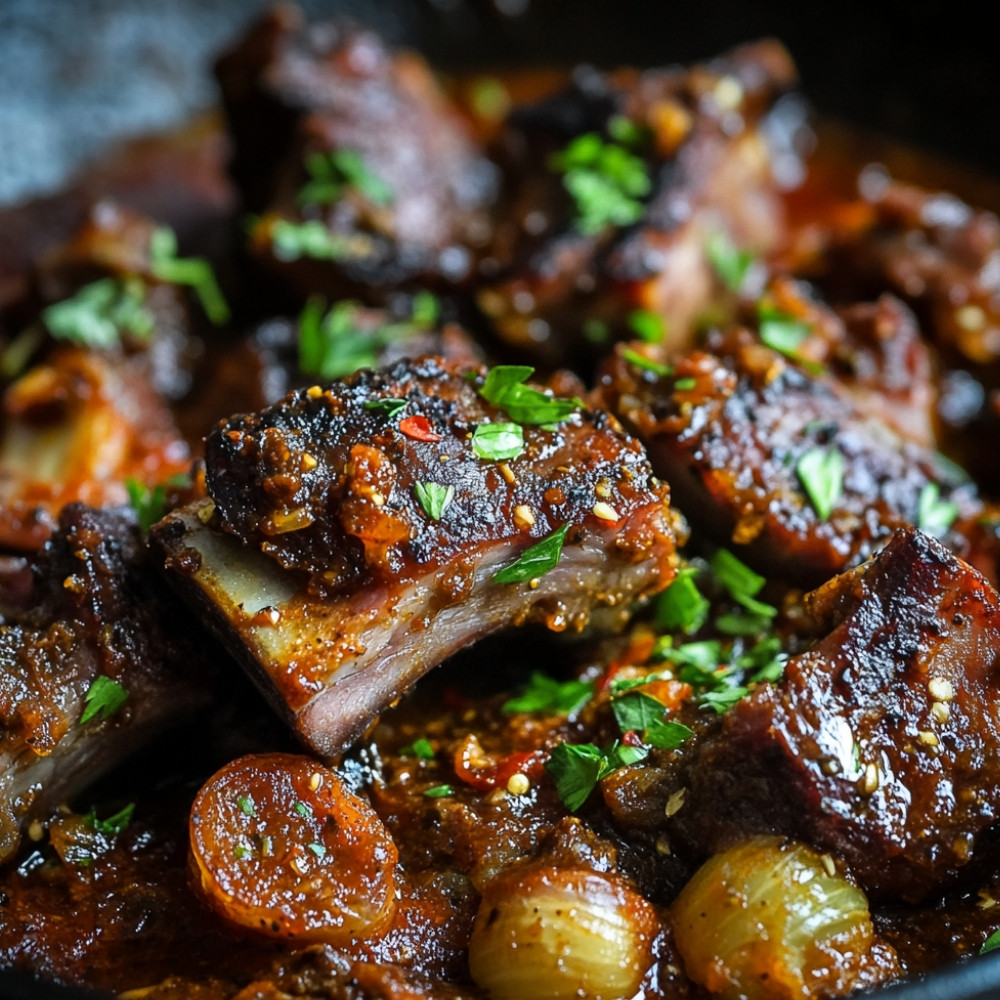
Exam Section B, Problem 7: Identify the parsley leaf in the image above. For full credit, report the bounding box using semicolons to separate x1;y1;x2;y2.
471;422;524;461
125;478;167;535
706;231;755;293
545;740;648;812
364;398;408;418
479;365;579;425
627;309;666;344
80;675;128;724
401;737;435;760
611;691;694;750
708;549;776;620
83;803;135;837
655;566;710;634
797;446;844;521
502;672;594;717
298;149;393;208
550;133;651;235
149;226;230;325
622;348;672;377
270;219;354;262
237;795;256;818
423;784;453;798
493;523;571;585
42;277;154;350
917;482;959;538
981;929;1000;955
414;481;455;521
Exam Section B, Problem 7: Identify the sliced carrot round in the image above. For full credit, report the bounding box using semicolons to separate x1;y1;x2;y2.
189;752;398;945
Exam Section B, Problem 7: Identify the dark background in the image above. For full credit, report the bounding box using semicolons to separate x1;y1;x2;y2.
0;0;997;205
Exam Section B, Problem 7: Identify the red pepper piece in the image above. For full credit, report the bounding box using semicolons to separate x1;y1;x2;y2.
398;414;442;442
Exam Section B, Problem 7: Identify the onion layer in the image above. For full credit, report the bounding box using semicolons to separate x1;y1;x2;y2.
671;836;873;1000
468;865;659;1000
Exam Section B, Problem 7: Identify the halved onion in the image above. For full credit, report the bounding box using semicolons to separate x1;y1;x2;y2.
468;865;659;1000
671;836;873;1000
190;752;398;945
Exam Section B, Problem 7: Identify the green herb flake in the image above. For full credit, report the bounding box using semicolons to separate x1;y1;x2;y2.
622;348;672;377
401;737;436;760
471;422;524;461
627;308;666;344
42;277;154;350
125;478;168;535
612;691;667;733
981;929;1000;954
423;784;454;799
234;845;252;861
655;566;710;634
916;482;959;538
410;290;439;328
364;398;408;418
549;132;651;235
796;446;845;521
697;685;750;713
414;481;455;521
293;801;313;818
607;114;648;147
149;226;230;325
545;740;649;812
84;803;135;837
80;675;128;725
470;76;511;121
307;842;327;857
706;231;756;293
674;377;697;391
583;319;610;344
479;365;579;426
237;795;257;818
299;149;393;208
270;219;353;262
493;523;571;585
708;549;776;619
644;718;694;750
502;672;594;717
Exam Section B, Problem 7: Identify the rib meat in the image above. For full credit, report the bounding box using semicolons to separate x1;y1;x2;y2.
668;528;1000;902
153;356;680;757
0;504;213;862
594;328;980;587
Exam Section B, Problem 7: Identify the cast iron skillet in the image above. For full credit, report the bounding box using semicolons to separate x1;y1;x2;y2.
1;1;999;997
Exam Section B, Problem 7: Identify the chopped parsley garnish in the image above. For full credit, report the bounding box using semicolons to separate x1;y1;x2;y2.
670;635;785;713
293;801;313;818
493;523;571;585
916;482;959;538
401;737;435;760
423;784;454;798
478;365;579;425
502;672;594;717
981;929;1000;955
125;478;168;535
583;318;610;344
471;422;524;461
42;277;154;350
549;132;651;235
298;149;393;208
307;842;327;857
300;297;436;379
414;481;455;521
708;549;777;620
627;309;666;344
83;803;135;837
364;398;408;418
149;226;230;325
80;675;128;724
706;231;755;293
655;566;710;634
545;741;647;812
410;290;440;328
611;691;693;749
270;219;354;262
607;114;649;147
237;795;256;818
470;76;511;121
757;304;821;373
622;348;672;377
796;446;844;521
674;377;697;391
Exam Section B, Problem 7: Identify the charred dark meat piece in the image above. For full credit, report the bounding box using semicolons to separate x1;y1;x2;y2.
666;528;1000;903
594;328;979;588
0;504;214;863
476;39;801;369
154;356;680;757
216;6;497;299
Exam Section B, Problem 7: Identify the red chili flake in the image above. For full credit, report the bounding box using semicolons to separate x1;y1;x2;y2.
621;729;645;748
399;414;442;442
453;734;547;791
